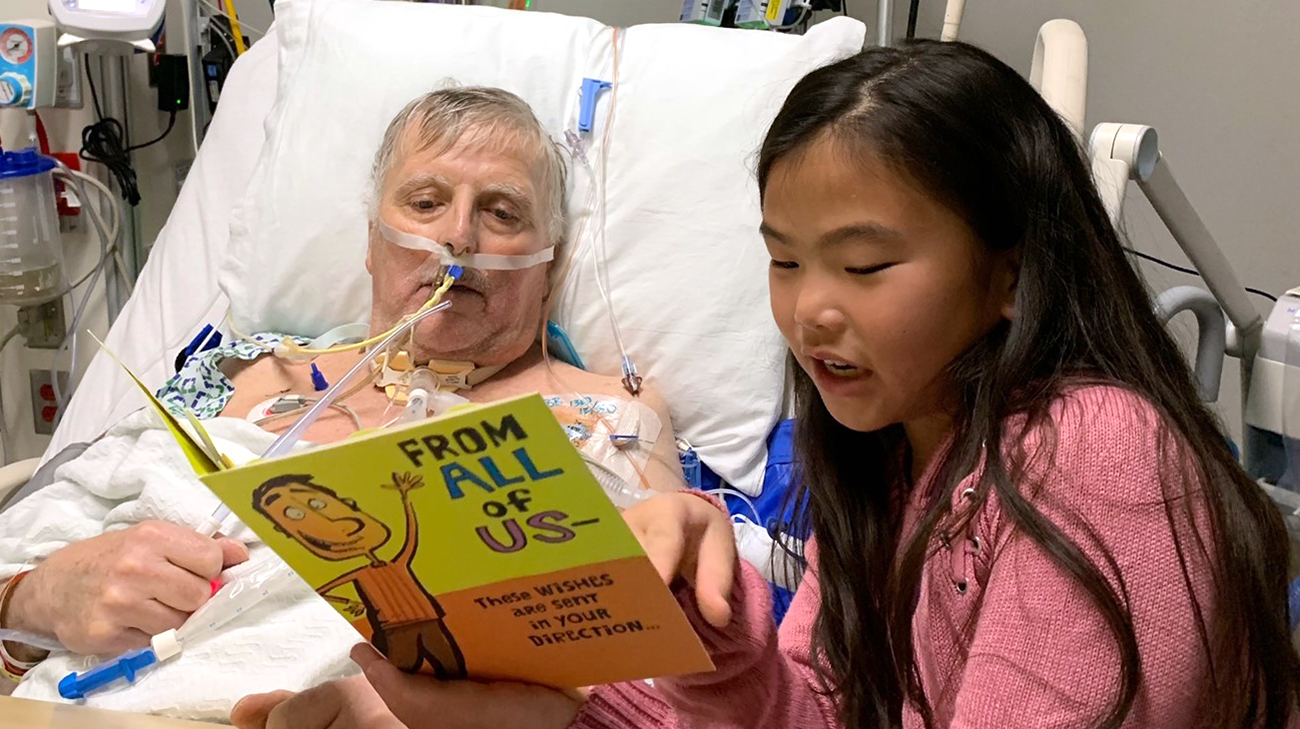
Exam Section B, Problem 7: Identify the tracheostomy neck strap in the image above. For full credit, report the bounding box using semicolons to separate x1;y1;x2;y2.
377;220;555;271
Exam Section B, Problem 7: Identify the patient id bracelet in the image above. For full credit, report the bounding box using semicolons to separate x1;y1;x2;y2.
0;570;42;680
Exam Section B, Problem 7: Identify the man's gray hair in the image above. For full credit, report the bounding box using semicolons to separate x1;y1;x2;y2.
368;86;568;246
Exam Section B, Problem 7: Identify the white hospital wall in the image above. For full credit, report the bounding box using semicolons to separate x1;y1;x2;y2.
936;0;1300;444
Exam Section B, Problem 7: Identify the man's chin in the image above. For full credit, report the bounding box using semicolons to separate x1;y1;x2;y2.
407;327;496;364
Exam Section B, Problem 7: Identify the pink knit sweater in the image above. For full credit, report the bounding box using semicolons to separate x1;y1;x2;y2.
573;385;1224;728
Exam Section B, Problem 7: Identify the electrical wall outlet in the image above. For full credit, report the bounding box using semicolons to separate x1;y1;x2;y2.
29;369;69;435
16;300;66;349
53;45;82;109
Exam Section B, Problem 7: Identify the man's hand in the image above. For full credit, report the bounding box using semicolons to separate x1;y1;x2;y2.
231;675;406;729
352;644;581;729
231;646;582;729
5;521;248;656
383;472;424;495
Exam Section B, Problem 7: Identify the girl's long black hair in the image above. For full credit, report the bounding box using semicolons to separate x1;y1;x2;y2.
760;40;1298;728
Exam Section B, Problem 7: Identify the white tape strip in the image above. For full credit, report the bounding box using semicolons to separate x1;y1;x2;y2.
377;220;555;271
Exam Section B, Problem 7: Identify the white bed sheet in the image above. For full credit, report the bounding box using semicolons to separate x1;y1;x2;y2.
43;34;281;461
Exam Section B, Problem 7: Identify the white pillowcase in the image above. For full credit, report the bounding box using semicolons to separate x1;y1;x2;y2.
221;0;865;492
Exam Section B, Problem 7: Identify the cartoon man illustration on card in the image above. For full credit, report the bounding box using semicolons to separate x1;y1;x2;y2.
252;471;466;678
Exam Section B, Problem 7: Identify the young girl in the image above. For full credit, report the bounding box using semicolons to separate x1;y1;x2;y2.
233;40;1299;729
577;38;1299;728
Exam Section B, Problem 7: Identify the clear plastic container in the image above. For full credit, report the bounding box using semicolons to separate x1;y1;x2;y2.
0;148;67;306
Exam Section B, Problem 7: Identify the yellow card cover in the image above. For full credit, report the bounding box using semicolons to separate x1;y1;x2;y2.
93;333;223;474
200;393;713;688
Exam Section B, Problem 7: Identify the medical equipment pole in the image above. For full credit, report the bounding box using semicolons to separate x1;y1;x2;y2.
1029;19;1087;140
877;0;893;46
1140;156;1263;394
940;0;966;41
167;0;210;152
1090;123;1265;465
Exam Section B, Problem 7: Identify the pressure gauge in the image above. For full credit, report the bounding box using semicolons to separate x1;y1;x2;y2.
0;21;55;109
0;27;33;65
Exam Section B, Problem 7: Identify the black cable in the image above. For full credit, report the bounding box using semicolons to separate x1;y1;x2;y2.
905;0;919;38
84;52;102;119
129;110;177;152
79;54;177;206
1124;247;1278;303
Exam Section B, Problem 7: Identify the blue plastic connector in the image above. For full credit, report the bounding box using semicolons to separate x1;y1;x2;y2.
577;78;613;133
679;448;702;489
446;264;464;281
545;320;585;370
310;363;329;392
59;648;158;699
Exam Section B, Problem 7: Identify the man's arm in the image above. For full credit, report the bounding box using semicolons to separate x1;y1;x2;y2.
384;473;424;566
317;567;364;596
1;573;49;665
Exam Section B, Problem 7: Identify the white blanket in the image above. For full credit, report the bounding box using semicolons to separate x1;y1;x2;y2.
1;410;361;723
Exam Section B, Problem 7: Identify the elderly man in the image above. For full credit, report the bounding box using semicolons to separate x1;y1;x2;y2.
0;87;681;718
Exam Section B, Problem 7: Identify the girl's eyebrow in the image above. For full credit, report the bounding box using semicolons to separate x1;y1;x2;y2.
821;223;904;246
760;221;904;247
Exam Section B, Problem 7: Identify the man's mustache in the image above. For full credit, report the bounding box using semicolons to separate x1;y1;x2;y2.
414;259;490;293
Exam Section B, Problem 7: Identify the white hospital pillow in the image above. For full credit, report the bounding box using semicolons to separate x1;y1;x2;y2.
222;0;865;492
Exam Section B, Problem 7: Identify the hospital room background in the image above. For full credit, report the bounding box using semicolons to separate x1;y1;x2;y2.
0;0;1297;722
1;0;1295;468
1;0;1298;537
0;0;1298;673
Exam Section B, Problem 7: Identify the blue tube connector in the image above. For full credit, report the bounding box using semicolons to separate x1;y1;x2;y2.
59;647;158;699
310;363;329;392
577;78;612;133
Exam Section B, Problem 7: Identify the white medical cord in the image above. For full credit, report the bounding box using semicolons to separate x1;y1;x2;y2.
254;399;364;431
53;169;116;411
582;454;652;509
196;301;453;536
0;628;64;652
0;325;19;355
554;34;640;394
702;487;762;523
67;168;129;296
49;164;119;416
590;137;638;390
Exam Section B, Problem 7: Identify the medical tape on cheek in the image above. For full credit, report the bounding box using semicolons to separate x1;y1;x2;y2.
376;220;555;271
